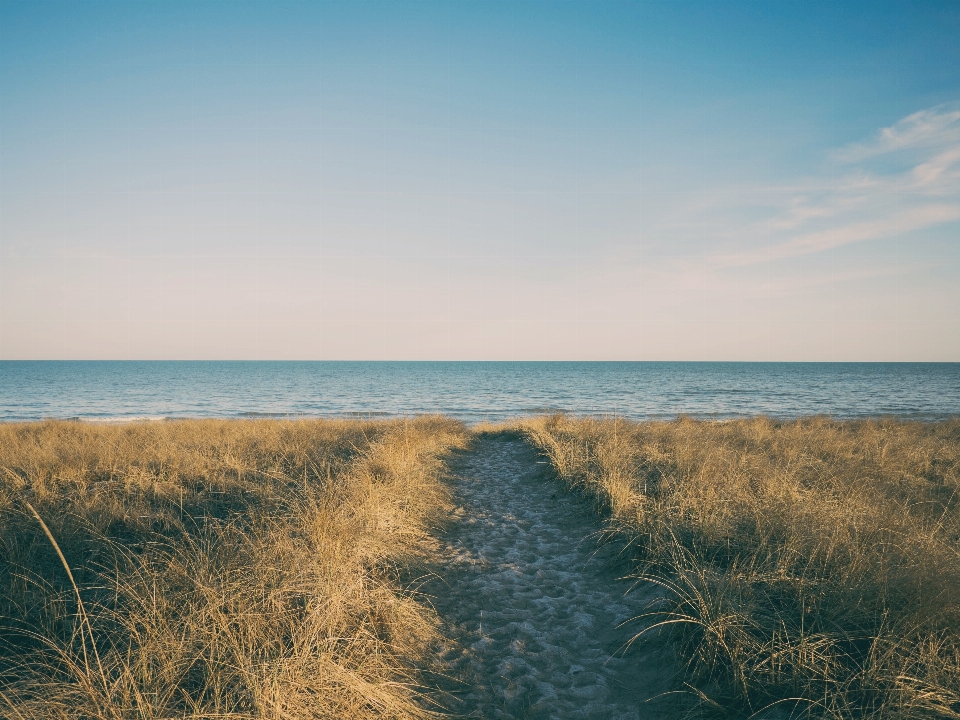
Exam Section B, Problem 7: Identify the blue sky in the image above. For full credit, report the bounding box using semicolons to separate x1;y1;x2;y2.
1;0;958;359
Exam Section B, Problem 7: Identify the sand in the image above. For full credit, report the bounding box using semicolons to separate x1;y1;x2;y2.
428;434;678;719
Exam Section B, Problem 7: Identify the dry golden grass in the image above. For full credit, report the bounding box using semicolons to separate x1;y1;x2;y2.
0;416;468;719
522;415;960;719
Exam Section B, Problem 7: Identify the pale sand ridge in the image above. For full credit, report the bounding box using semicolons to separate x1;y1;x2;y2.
428;434;678;719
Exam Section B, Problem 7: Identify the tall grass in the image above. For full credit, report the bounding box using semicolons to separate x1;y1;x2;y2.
523;415;960;719
0;417;467;719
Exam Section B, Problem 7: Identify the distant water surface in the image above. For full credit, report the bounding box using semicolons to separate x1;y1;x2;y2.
0;362;958;423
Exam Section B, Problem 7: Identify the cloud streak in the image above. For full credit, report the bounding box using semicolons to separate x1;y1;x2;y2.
715;204;960;268
690;103;960;269
834;103;960;162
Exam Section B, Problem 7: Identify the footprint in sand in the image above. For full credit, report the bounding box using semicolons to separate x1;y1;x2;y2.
429;434;678;720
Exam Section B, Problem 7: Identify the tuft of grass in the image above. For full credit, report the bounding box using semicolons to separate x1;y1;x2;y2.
0;416;468;719
522;414;960;719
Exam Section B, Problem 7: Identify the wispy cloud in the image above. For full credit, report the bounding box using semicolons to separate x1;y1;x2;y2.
833;102;960;162
688;103;960;269
715;205;960;268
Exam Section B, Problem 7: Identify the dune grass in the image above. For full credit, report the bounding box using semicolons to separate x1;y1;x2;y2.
0;416;468;719
522;415;960;719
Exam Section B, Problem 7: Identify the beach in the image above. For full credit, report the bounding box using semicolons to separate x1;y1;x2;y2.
2;415;958;718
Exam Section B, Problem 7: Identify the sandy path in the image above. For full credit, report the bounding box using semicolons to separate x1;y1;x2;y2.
429;434;676;719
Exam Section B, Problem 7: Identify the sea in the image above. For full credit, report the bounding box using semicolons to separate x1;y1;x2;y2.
1;361;958;424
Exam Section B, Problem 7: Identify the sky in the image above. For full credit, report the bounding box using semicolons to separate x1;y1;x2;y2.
1;0;958;361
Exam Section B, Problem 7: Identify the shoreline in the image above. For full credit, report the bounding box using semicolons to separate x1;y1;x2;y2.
2;410;959;426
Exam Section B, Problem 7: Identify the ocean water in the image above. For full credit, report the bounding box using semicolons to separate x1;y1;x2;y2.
1;361;958;423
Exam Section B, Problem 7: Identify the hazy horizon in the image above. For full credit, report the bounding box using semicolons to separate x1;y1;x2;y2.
2;1;959;361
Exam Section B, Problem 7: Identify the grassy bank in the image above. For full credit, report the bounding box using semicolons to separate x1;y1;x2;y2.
523;415;960;719
0;417;467;719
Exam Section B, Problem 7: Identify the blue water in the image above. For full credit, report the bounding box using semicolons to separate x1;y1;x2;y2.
1;361;958;423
